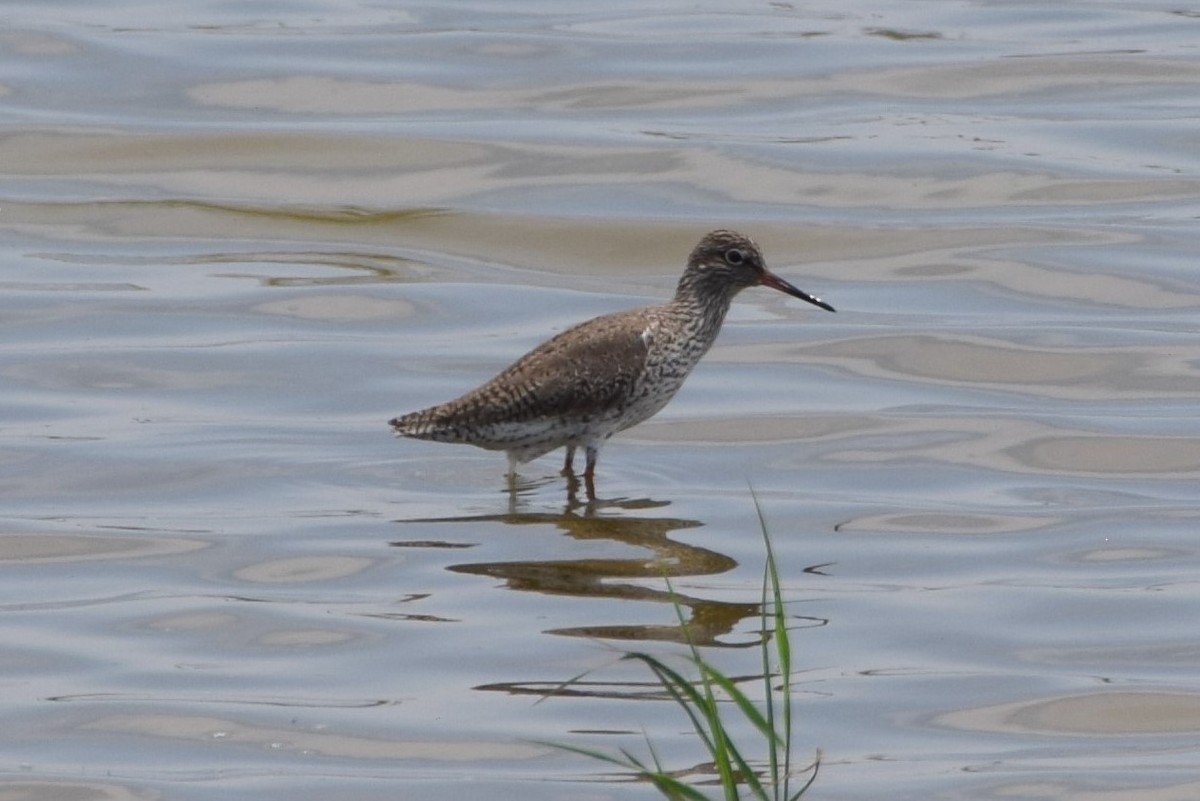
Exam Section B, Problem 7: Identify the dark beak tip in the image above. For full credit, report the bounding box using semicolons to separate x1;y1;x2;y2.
760;270;834;313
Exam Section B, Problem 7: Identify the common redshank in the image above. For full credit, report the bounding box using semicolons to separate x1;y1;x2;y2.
389;229;834;495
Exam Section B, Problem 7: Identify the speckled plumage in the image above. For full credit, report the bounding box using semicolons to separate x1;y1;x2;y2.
389;229;834;494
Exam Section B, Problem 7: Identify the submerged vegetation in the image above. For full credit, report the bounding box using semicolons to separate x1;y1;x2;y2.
546;497;821;800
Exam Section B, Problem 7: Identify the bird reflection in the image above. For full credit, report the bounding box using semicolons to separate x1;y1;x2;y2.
394;494;765;648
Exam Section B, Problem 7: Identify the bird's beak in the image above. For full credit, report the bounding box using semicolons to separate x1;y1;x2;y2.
760;270;835;312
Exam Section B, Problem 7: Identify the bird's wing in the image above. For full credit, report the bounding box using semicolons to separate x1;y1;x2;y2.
444;310;653;426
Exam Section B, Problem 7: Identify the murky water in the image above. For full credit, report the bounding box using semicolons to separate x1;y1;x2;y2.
3;2;1200;799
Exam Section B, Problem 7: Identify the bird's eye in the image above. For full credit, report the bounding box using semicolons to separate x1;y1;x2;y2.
724;248;745;266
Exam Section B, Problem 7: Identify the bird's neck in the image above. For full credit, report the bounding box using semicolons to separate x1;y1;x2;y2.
670;281;736;343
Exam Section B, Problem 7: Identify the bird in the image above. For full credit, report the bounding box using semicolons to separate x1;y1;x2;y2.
389;229;834;496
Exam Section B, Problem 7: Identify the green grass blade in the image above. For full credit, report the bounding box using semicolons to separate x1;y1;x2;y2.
663;602;774;800
694;657;783;746
664;578;743;800
536;740;640;772
626;648;752;800
690;660;773;800
751;486;799;799
538;740;711;801
544;492;822;801
760;554;781;796
763;526;793;796
624;652;721;757
787;749;822;801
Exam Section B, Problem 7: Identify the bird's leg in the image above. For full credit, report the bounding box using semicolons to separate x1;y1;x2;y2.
583;445;599;500
564;471;582;504
561;445;576;476
505;453;520;494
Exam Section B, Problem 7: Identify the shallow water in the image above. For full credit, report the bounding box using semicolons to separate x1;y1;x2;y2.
3;2;1200;799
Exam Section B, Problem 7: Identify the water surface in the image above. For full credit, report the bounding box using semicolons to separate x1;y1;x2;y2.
2;2;1200;799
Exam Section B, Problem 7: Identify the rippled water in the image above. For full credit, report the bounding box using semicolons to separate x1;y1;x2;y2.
3;2;1200;799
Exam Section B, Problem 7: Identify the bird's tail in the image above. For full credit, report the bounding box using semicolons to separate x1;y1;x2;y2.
389;407;460;442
